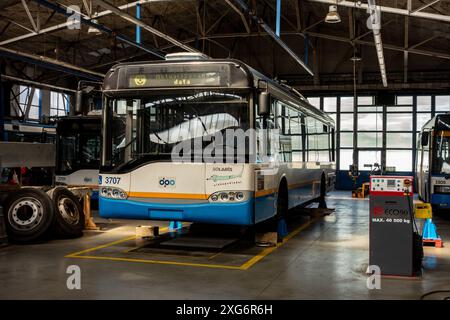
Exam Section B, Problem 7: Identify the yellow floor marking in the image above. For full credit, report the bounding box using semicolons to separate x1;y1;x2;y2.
66;218;320;270
69;255;243;270
239;217;319;270
65;227;168;258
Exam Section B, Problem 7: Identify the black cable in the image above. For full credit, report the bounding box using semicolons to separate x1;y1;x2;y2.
406;190;419;233
420;290;450;300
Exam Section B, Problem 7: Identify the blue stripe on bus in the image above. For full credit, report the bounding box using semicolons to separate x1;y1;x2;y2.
431;194;450;208
99;197;254;225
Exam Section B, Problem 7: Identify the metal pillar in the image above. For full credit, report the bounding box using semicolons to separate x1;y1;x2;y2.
0;70;4;141
276;0;281;37
136;3;141;44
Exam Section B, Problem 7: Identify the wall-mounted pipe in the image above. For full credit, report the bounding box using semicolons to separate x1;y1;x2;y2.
367;0;387;87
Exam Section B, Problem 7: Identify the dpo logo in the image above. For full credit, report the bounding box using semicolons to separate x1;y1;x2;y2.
159;177;176;188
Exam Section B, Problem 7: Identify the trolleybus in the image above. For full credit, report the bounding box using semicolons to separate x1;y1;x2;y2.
99;53;335;226
417;114;450;210
55;114;102;190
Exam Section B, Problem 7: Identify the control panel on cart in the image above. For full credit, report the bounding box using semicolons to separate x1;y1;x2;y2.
370;176;413;194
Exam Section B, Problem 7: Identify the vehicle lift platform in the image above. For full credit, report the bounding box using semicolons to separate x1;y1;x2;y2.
66;206;334;270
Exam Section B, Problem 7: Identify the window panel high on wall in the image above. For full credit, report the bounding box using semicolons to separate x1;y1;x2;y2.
50;92;70;116
305;92;450;178
436;95;450;112
12;85;41;121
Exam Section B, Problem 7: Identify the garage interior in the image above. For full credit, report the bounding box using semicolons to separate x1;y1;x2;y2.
0;0;450;300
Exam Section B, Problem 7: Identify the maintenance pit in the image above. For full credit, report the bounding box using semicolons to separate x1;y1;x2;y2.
1;192;449;300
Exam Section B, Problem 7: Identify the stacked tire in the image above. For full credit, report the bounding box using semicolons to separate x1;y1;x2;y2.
47;187;85;239
3;187;84;243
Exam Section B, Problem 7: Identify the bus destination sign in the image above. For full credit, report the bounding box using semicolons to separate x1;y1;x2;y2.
128;72;221;88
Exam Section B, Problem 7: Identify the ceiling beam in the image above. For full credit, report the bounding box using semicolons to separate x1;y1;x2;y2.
411;0;441;14
199;31;450;60
21;0;39;32
232;0;314;76
0;0;169;46
33;0;165;59
225;0;250;33
93;0;199;53
0;46;104;80
306;0;450;23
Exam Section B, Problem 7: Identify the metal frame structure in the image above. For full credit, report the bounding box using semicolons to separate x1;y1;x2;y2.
0;0;447;90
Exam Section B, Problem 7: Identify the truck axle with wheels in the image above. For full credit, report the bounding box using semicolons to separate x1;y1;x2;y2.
0;141;86;243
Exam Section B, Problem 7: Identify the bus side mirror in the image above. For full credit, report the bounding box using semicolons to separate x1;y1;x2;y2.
258;91;270;116
421;132;429;146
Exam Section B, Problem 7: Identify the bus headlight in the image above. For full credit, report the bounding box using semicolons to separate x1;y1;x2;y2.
208;191;247;203
100;187;128;199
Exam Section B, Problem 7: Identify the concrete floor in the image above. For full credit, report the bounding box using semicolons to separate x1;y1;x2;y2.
1;191;449;300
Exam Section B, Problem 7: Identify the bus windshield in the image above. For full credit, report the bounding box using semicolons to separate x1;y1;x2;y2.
106;90;250;169
433;130;450;175
58;131;101;174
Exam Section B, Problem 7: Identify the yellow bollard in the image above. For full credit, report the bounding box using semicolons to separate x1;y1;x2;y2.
414;203;432;219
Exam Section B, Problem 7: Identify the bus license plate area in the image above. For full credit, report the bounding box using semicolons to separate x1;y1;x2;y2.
149;209;184;220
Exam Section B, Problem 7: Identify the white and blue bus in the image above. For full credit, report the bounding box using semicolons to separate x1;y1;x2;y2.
99;53;335;226
417;114;450;211
54;115;102;190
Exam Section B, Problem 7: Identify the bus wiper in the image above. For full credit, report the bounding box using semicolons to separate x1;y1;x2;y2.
151;130;168;144
197;116;208;134
192;107;209;135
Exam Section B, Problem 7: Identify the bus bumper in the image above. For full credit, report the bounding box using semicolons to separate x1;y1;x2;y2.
431;194;450;209
99;197;254;225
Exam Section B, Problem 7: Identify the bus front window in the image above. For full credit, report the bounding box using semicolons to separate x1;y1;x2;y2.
106;90;250;170
433;131;450;174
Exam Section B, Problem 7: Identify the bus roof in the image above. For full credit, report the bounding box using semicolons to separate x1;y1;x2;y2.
421;113;450;131
103;57;334;127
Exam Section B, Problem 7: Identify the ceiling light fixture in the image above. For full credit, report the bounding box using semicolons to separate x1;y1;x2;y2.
325;5;341;23
88;16;102;34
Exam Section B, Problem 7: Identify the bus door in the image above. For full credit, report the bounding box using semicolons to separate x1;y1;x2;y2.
254;105;278;223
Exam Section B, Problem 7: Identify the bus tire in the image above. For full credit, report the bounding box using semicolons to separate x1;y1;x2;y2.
3;188;55;243
276;181;288;222
319;173;327;209
48;187;84;238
